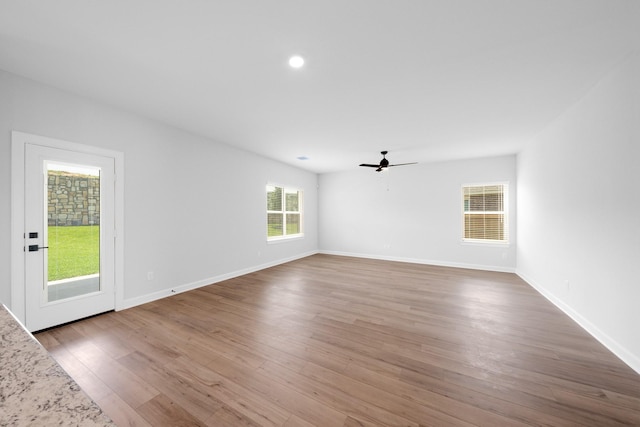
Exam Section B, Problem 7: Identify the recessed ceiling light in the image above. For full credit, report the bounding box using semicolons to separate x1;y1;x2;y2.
288;55;305;69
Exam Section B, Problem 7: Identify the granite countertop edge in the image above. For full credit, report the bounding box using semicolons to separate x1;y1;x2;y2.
1;304;114;426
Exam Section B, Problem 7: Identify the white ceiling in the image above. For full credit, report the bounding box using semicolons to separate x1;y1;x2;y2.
1;1;638;173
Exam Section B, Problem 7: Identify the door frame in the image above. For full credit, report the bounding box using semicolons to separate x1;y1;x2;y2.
11;131;125;327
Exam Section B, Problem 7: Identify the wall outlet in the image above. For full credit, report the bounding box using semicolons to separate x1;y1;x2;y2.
147;271;154;281
564;279;570;291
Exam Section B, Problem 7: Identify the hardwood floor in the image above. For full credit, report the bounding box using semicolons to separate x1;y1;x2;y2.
36;254;640;426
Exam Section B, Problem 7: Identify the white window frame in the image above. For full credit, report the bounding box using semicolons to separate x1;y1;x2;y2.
461;182;509;245
266;184;304;242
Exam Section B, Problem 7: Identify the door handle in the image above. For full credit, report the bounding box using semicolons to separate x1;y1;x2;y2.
28;245;48;252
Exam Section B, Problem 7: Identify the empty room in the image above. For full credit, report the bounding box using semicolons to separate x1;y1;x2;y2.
1;1;639;426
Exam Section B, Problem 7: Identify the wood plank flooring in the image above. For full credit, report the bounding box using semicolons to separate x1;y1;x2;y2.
36;254;640;426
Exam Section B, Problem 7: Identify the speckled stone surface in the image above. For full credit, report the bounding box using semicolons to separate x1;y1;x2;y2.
0;305;114;426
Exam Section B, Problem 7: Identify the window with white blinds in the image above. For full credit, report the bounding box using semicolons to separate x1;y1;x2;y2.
267;185;303;241
462;183;508;243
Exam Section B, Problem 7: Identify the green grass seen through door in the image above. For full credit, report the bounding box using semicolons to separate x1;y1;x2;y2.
48;225;100;281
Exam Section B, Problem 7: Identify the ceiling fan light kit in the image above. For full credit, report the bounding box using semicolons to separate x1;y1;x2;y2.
359;151;417;172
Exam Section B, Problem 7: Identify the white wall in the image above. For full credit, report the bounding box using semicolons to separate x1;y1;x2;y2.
0;69;318;309
517;51;640;372
319;155;517;271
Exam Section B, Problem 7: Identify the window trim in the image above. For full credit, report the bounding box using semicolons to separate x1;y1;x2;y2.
461;181;509;245
266;184;304;242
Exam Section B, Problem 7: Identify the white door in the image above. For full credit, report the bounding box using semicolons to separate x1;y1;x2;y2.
24;143;116;331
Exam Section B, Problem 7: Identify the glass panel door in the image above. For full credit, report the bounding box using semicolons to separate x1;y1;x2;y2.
24;143;115;332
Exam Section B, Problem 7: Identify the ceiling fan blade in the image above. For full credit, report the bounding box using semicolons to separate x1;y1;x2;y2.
388;162;418;167
359;163;380;167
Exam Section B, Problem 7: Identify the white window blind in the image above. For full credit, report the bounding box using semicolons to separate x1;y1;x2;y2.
267;185;303;240
462;183;508;243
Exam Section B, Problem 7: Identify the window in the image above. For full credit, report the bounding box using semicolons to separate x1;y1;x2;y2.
267;185;303;240
462;183;508;243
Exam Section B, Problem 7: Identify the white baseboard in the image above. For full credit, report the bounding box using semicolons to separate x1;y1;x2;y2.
516;270;640;376
118;250;319;310
319;250;516;273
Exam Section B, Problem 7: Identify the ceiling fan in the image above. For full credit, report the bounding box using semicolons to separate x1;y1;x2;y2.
359;151;417;172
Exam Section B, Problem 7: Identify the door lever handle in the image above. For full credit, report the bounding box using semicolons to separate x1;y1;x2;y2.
28;245;48;252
